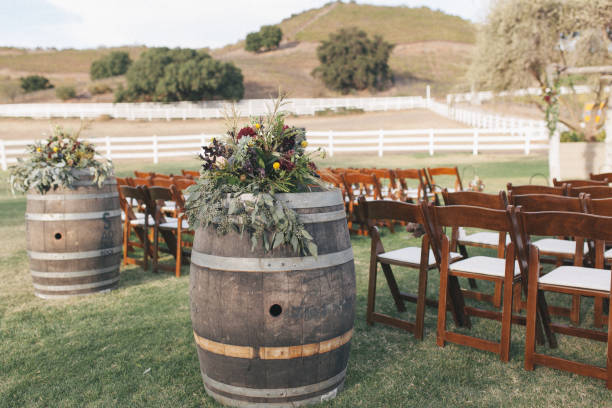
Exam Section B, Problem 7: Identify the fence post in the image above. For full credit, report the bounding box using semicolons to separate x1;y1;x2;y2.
153;135;159;164
524;129;531;155
548;130;561;183
473;129;479;155
429;129;434;156
378;129;384;157
105;136;112;159
328;130;334;157
426;85;431;108
0;139;6;171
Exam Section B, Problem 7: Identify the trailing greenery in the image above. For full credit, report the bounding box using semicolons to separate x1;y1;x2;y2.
186;98;323;255
115;48;244;102
20;74;53;93
8;126;113;194
90;51;132;80
245;25;283;53
313;27;394;94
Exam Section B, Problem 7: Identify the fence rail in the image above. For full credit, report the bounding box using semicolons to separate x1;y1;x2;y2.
0;127;548;170
0;96;429;120
447;85;610;104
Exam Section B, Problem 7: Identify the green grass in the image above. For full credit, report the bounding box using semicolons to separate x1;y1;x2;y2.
1;154;611;407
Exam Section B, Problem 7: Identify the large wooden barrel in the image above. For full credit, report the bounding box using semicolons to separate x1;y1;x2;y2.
190;189;355;407
25;170;122;299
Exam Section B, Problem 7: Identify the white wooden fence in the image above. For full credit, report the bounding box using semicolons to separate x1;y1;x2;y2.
0;127;547;170
0;96;428;120
447;85;610;104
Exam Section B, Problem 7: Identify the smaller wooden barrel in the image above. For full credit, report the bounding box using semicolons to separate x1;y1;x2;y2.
190;189;356;407
25;170;122;299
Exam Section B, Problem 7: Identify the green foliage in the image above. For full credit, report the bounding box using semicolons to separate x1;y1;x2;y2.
245;32;263;52
245;26;283;53
561;129;606;142
186;97;323;255
116;47;244;102
20;75;53;92
8;126;113;194
90;51;132;80
313;27;394;94
88;82;113;95
55;85;76;101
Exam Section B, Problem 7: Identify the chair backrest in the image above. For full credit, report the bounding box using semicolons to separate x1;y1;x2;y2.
170;185;186;213
131;176;152;187
147;185;173;202
508;193;584;212
119;185;148;221
151;177;173;187
172;177;196;190
359;197;424;227
589;172;612;182
568;185;612;199
442;189;508;209
507;182;567;196
552;178;608;187
342;172;382;201
134;170;154;178
182;169;199;178
427;166;463;191
583;197;612;217
394;168;428;200
361;168;398;190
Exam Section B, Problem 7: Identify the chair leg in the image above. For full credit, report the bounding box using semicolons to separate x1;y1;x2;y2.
570;295;581;325
492;282;503;308
415;237;430;340
123;220;129;266
606;301;612;390
366;262;378;326
524;259;539;370
437;240;450;347
594;297;604;328
175;226;182;278
153;225;159;273
381;263;407;313
499;279;514;362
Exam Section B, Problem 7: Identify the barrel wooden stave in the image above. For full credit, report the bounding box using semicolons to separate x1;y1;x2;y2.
190;190;355;406
25;174;122;298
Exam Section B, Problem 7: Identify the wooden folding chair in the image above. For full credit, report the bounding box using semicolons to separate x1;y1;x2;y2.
130;176;152;187
507;183;568;196
394;168;429;202
361;168;399;200
442;190;510;308
119;185;152;269
427;166;463;192
318;170;349;209
553;178;608;187
425;203;521;361
569;185;612;198
520;210;612;389
359;197;465;339
134;170;154;178
509;193;587;324
342;172;383;234
181;169;199;178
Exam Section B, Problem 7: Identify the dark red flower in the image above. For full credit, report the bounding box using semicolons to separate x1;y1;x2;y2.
543;95;551;103
279;158;295;171
237;127;257;140
308;162;317;171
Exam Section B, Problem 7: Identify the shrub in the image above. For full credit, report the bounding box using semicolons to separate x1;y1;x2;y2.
312;28;394;94
20;75;53;93
0;81;22;102
90;51;132;80
561;129;606;142
244;26;282;52
116;47;244;102
56;85;76;101
88;83;113;95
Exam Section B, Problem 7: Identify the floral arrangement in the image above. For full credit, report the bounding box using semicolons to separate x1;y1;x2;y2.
186;98;324;255
9;126;113;194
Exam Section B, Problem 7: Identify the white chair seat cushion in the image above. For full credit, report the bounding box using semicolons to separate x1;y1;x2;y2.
450;256;520;277
533;238;588;255
159;219;190;230
539;265;610;292
378;247;461;267
130;214;154;225
604;247;612;260
458;231;510;247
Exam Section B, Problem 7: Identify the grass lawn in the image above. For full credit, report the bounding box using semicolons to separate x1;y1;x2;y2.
1;153;610;407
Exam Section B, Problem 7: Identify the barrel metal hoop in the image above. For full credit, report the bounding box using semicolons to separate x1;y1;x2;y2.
191;247;353;273
26;192;119;201
34;288;114;299
25;209;121;221
202;368;346;399
72;180;117;186
298;209;346;224
32;276;119;291
275;190;342;209
203;383;341;407
193;328;353;360
30;265;119;278
27;245;123;260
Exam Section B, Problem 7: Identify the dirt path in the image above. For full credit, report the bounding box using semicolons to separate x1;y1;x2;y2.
0;109;468;141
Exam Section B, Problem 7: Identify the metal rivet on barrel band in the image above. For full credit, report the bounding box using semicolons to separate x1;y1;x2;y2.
202;368;346;398
190;247;353;273
26;192;119;201
25;209;121;221
32;276;119;291
27;245;122;260
30;265;119;278
193;328;353;360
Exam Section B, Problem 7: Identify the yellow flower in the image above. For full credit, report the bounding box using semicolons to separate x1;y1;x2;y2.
301;141;308;148
53;147;59;152
36;147;41;152
255;123;261;130
273;162;280;171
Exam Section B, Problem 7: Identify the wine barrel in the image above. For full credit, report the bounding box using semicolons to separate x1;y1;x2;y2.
25;170;122;299
190;189;355;407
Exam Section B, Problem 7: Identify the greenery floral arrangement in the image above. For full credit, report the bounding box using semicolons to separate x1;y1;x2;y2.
9;126;113;194
185;98;325;256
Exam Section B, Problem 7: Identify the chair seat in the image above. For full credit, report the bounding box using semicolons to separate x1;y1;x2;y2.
130;214;154;225
378;247;461;267
533;238;588;256
450;256;520;278
159;219;190;230
604;247;612;260
458;230;510;247
539;265;610;292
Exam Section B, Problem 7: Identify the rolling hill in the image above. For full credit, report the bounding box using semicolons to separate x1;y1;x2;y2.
0;3;476;103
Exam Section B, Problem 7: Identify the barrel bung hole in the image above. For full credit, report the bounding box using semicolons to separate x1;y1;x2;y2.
54;232;62;240
269;304;282;317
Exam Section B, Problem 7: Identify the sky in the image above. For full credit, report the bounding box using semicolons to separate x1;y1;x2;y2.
0;0;491;50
